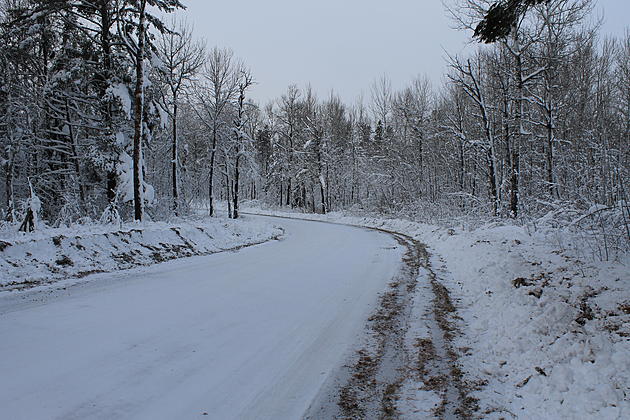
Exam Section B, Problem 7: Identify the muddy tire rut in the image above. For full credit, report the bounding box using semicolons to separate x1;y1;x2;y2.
305;229;477;420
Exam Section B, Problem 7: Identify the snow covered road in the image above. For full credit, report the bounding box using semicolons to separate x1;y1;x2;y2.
0;215;404;420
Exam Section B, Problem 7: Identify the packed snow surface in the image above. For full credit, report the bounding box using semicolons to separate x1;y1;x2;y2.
0;215;403;420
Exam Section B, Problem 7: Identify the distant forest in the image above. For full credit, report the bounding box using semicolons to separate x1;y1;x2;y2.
0;0;628;249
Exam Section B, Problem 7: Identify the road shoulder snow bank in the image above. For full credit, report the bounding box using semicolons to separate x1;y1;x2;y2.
244;206;629;419
0;216;282;290
424;224;629;419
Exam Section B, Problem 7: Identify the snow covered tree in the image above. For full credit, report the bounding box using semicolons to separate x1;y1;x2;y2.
229;67;254;219
120;0;184;221
155;19;204;214
448;53;501;215
190;47;238;216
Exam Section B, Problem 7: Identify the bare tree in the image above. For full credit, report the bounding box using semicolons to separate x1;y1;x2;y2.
231;67;254;219
448;53;501;215
191;47;238;216
370;74;393;131
528;0;595;198
156;19;205;214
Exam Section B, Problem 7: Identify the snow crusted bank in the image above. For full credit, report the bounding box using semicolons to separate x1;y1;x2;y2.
0;216;282;290
244;207;629;419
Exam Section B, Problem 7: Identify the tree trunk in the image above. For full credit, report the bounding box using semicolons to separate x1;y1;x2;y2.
132;0;147;222
65;99;85;207
107;171;117;203
320;181;326;214
172;100;179;213
546;101;556;198
509;30;523;219
4;156;14;222
279;181;283;206
224;173;232;218
98;0;116;206
458;141;465;192
208;126;218;216
233;154;240;219
487;148;498;216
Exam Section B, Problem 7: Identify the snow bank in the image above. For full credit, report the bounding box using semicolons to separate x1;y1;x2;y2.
423;224;629;419
243;205;629;419
0;216;282;290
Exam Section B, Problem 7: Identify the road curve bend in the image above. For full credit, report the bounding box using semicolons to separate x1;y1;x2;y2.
0;215;404;420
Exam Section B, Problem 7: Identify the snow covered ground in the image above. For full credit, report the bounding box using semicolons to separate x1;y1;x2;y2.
0;215;404;420
425;223;629;419
0;215;281;290
243;206;630;419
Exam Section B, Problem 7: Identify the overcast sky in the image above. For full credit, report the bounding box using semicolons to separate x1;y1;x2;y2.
173;0;628;104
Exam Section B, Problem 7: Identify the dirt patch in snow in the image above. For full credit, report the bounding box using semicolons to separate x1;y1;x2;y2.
412;240;479;419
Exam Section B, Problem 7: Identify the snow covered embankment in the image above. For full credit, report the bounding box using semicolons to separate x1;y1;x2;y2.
0;217;282;290
425;225;629;419
244;207;629;419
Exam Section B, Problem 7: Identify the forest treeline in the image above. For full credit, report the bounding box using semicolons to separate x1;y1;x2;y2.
0;0;628;247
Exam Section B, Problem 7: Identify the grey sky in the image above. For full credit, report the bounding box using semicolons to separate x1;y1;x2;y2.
174;0;628;104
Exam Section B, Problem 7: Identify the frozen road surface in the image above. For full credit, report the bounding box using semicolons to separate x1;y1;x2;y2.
0;216;403;420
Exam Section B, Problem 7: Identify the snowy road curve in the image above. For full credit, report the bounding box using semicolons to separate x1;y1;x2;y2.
0;215;404;420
